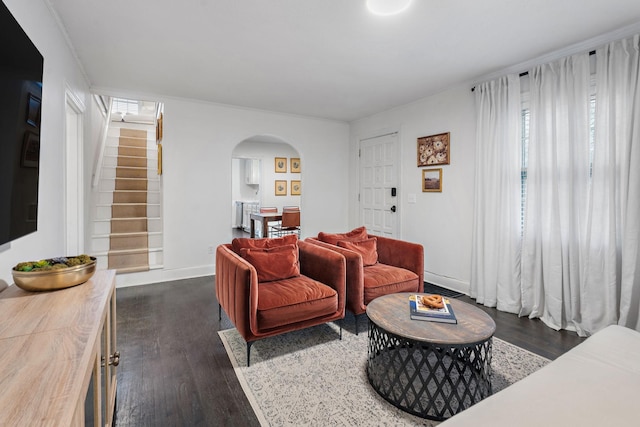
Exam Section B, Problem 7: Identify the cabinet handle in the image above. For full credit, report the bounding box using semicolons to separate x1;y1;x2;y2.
110;351;120;367
102;351;121;367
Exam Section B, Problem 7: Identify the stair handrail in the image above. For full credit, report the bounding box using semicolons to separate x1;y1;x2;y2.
92;96;114;189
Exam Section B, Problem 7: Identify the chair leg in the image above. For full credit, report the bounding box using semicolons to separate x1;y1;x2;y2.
218;303;221;321
339;320;343;340
246;341;253;367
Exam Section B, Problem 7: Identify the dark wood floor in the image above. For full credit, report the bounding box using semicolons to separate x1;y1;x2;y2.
114;276;585;426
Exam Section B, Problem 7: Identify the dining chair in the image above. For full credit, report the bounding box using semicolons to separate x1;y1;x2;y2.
258;207;278;237
272;210;300;237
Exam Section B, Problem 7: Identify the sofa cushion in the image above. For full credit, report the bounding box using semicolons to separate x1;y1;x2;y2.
231;234;298;255
318;226;367;245
257;276;338;330
337;237;378;266
240;244;300;283
363;263;419;305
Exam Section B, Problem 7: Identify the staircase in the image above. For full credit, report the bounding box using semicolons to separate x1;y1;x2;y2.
92;120;163;273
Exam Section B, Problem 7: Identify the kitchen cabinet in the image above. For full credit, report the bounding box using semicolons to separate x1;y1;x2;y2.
245;159;260;185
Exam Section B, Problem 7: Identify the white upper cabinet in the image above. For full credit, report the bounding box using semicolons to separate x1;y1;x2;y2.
245;159;260;185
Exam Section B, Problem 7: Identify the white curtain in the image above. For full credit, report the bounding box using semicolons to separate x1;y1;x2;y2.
472;34;640;336
471;75;523;313
584;35;640;332
520;53;592;334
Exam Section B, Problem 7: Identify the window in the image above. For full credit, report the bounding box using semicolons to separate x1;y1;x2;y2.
520;94;596;232
111;97;139;115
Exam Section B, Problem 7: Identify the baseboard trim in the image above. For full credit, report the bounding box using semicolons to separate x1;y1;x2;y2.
423;271;470;296
112;264;215;288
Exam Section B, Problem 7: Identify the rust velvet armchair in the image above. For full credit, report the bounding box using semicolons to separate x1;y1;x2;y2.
215;235;346;365
307;227;424;334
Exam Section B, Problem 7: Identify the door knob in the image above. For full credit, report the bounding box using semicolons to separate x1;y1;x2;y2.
390;205;396;213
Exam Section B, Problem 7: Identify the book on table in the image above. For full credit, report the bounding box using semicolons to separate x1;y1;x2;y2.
409;294;458;324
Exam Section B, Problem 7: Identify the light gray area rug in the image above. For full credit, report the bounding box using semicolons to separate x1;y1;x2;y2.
219;320;549;426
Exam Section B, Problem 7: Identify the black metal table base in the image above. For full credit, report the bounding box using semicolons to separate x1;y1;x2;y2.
367;322;493;421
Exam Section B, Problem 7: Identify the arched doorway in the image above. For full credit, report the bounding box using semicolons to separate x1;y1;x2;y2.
231;135;301;237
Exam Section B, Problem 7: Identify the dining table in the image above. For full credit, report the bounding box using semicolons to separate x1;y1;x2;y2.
249;211;283;238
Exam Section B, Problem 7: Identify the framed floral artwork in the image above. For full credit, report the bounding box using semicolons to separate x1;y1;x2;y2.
422;168;442;192
291;180;301;195
275;157;287;173
275;180;287;196
417;132;450;166
290;157;301;173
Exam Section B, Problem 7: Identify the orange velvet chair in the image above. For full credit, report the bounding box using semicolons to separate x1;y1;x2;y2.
215;235;346;365
307;227;424;334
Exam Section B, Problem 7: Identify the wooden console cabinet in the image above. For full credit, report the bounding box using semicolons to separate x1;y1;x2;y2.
0;269;118;426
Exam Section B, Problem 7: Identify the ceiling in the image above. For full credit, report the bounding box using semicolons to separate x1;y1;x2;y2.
46;0;640;122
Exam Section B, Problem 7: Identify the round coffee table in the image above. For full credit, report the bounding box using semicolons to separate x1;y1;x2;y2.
366;292;496;421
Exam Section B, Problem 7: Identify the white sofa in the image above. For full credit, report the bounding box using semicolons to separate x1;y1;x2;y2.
440;325;640;426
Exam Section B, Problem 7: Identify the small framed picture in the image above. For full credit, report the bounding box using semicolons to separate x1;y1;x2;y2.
290;158;301;173
21;131;40;168
275;180;287;196
275;157;287;173
291;180;301;195
417;132;450;166
422;168;442;192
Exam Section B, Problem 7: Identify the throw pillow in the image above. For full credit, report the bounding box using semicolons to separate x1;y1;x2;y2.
337;237;378;266
231;234;298;255
318;226;367;245
239;244;300;282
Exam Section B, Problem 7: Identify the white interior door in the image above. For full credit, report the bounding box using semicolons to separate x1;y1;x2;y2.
359;132;399;237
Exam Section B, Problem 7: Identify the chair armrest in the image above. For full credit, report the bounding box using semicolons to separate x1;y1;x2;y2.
305;237;365;314
298;240;346;314
215;244;259;340
374;235;424;285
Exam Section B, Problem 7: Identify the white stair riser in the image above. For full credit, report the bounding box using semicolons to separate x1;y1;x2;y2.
95;204;161;220
95;255;108;269
94;220;110;235
98;178;160;192
149;250;163;266
148;218;162;232
96;192;114;205
94;253;163;270
148;233;163;248
108;127;152;136
96;206;111;220
147;205;161;217
92;236;110;252
94;217;161;233
101;190;160;204
105;146;158;160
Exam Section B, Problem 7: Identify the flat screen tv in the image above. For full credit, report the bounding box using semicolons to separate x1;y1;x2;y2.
0;1;43;246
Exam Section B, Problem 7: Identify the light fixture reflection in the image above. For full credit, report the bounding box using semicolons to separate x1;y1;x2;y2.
366;0;412;16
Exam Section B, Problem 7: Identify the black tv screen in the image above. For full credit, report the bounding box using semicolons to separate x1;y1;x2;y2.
0;1;43;246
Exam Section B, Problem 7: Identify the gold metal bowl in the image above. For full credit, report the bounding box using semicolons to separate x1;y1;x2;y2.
12;258;97;292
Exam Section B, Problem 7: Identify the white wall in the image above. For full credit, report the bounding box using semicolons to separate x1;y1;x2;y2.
116;99;350;286
350;85;477;294
0;0;90;285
